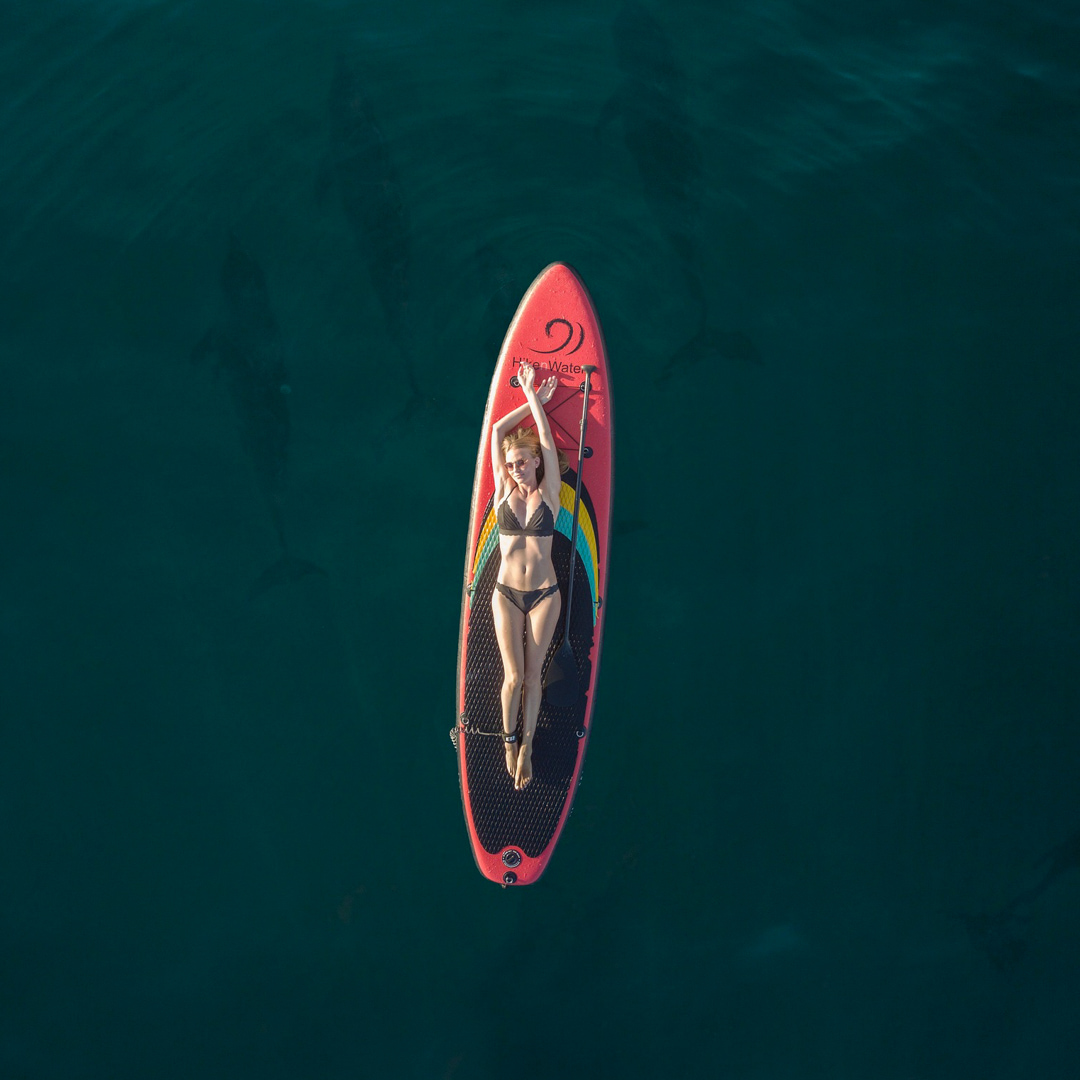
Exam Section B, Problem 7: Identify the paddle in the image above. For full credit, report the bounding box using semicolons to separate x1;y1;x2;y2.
543;364;596;709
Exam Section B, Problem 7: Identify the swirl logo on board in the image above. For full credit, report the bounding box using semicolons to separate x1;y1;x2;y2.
526;318;585;356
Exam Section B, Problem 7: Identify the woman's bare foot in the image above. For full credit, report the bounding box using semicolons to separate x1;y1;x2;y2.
504;737;518;778
514;741;533;791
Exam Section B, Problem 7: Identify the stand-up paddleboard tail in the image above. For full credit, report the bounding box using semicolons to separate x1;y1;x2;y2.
455;263;613;886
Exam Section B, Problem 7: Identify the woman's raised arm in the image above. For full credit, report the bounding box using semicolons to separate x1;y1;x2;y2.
490;367;557;492
518;363;562;504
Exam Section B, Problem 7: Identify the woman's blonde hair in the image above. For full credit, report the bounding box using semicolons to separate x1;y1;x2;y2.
501;426;568;483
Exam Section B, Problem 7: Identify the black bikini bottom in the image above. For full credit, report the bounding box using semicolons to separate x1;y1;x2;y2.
495;582;560;615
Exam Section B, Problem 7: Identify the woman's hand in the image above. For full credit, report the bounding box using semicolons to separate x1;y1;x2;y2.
536;374;557;404
520;362;557;404
519;361;538;396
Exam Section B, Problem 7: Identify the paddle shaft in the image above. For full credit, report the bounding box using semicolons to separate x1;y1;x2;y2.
560;365;596;636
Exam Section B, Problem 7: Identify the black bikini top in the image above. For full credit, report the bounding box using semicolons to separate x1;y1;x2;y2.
497;494;555;537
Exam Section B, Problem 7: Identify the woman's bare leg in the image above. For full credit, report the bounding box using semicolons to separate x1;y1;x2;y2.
491;588;526;777
516;588;562;791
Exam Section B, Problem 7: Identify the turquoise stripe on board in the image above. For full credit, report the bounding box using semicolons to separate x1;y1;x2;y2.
556;508;597;616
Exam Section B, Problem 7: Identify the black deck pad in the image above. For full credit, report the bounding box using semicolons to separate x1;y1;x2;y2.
463;497;596;857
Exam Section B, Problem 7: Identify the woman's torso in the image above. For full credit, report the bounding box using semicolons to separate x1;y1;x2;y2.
496;484;558;590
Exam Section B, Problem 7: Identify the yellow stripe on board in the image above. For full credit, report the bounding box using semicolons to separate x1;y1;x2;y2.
559;482;599;575
471;507;498;578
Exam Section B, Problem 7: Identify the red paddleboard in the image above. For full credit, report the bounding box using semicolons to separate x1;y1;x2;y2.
454;263;613;886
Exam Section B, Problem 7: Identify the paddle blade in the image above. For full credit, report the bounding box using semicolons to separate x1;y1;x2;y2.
543;641;579;708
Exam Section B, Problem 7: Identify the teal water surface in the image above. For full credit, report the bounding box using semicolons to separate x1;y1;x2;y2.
3;1;1079;1077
